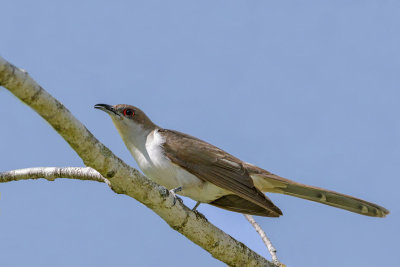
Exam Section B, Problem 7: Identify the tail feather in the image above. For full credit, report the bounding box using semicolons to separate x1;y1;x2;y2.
279;182;389;217
247;164;389;218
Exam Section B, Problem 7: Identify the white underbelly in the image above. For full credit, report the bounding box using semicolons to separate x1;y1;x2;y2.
126;130;229;203
140;159;229;203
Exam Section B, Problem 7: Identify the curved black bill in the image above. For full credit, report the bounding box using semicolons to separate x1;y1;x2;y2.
94;104;117;115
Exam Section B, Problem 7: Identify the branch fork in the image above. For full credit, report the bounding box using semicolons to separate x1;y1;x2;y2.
0;55;283;267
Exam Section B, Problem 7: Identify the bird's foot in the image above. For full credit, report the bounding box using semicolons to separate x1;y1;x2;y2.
191;202;207;220
192;201;201;211
169;186;183;206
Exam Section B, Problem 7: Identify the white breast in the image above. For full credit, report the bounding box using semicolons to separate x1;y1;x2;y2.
127;129;228;203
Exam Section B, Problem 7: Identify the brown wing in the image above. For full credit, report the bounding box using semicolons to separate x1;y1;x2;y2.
209;195;280;217
159;129;282;217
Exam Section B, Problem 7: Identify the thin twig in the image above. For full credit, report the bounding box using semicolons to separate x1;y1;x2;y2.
0;167;108;184
244;214;283;266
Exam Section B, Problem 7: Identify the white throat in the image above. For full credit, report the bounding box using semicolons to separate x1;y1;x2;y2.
111;117;152;155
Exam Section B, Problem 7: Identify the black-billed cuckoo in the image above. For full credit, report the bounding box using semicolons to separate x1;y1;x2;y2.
95;104;389;218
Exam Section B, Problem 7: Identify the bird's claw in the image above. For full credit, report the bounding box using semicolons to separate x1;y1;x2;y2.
169;186;183;206
192;201;201;211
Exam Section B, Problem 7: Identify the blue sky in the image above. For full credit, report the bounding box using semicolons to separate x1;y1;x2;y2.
1;1;399;266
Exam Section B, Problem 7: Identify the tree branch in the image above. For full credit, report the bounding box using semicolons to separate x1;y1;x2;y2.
0;167;107;183
0;167;282;266
0;55;276;267
244;215;283;267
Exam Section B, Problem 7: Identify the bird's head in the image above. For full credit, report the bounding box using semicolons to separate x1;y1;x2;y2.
94;104;157;144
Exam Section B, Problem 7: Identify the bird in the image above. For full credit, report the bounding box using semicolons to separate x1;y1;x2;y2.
95;103;389;218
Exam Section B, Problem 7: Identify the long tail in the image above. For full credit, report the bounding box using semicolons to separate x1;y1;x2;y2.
247;164;389;217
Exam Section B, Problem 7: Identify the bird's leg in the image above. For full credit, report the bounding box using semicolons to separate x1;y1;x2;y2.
169;186;183;206
192;201;201;211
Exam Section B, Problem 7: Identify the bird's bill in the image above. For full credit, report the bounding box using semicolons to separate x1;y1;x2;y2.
94;104;119;116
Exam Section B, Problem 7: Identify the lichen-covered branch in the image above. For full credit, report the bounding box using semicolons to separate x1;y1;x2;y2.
0;55;275;267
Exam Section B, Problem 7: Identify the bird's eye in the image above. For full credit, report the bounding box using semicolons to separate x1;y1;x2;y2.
123;109;135;117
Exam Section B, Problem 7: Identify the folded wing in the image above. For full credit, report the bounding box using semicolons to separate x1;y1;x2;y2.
159;129;282;217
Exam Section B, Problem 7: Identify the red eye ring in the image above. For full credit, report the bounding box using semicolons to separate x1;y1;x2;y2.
123;109;134;117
